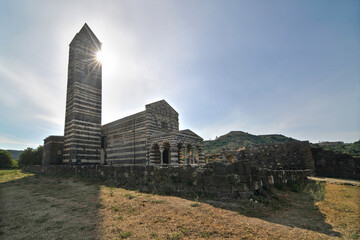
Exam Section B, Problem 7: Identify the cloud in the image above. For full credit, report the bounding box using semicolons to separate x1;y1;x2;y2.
0;0;359;149
0;57;65;127
0;135;38;149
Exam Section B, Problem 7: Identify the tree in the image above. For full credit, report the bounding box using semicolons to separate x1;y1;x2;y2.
0;149;12;169
18;147;35;167
18;146;43;167
35;145;43;164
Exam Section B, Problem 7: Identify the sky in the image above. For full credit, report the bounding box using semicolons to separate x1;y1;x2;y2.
0;0;359;150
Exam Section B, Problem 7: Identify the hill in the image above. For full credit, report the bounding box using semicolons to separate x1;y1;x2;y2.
5;150;24;160
204;131;298;155
312;140;360;158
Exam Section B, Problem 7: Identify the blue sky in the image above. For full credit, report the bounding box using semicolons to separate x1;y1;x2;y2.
0;0;359;150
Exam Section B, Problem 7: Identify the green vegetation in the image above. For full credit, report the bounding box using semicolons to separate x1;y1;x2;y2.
118;231;132;238
151;199;165;204
0;169;34;183
204;131;297;155
190;202;201;207
0;149;18;169
0;150;12;169
312;140;360;158
1;147;45;169
304;181;326;202
18;146;43;167
11;159;18;168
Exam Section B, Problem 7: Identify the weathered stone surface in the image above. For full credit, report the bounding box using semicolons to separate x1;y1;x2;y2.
24;161;313;199
63;24;102;165
235;141;315;170
312;147;360;180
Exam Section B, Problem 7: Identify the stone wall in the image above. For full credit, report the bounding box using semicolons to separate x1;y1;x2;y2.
42;136;64;165
101;111;148;165
311;148;360;180
236;141;315;170
24;162;313;199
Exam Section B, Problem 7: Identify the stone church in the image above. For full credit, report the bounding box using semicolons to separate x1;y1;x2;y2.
42;24;204;166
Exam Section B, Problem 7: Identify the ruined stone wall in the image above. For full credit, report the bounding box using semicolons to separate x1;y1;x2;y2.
101;111;147;165
236;141;315;170
24;162;312;199
311;148;360;180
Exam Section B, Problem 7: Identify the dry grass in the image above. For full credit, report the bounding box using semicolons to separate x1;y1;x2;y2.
317;183;360;239
0;170;100;240
0;170;359;239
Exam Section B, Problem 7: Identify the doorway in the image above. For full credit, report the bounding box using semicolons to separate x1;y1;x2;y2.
163;149;169;164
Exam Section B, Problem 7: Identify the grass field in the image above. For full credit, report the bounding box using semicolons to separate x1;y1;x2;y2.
0;169;359;239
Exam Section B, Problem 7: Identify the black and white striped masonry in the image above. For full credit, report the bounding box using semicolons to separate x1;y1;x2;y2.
63;24;102;165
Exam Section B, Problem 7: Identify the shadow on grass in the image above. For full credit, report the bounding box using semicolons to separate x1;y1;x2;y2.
195;182;342;237
0;170;102;240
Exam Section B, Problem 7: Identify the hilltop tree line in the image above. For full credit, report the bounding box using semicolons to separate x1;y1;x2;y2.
0;146;43;169
204;131;360;158
312;140;360;158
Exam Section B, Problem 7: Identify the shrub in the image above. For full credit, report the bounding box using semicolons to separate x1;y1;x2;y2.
11;159;19;168
190;203;201;207
18;146;43;167
304;181;326;202
0;149;12;169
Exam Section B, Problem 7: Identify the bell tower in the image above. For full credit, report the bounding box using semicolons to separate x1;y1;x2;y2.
63;23;102;164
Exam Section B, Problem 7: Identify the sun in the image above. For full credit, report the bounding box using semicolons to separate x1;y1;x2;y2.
93;45;119;77
96;51;103;62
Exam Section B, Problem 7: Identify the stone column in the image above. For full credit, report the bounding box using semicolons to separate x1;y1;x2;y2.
149;149;155;165
199;146;205;163
100;149;105;165
193;148;198;164
183;147;188;165
189;147;194;164
170;142;179;165
160;146;164;165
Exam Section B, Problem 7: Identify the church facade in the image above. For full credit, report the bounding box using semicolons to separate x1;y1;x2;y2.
102;100;204;165
42;24;204;166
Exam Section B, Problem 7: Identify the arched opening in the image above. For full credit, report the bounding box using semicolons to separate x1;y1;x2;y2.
163;149;169;164
162;142;170;164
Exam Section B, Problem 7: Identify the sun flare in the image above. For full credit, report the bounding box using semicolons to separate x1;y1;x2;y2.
96;51;103;62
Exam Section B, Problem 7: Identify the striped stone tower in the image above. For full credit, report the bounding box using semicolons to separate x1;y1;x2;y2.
63;23;102;165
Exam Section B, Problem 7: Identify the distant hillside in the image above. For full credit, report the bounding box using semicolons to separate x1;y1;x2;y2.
204;131;298;155
312;140;360;158
5;150;24;160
